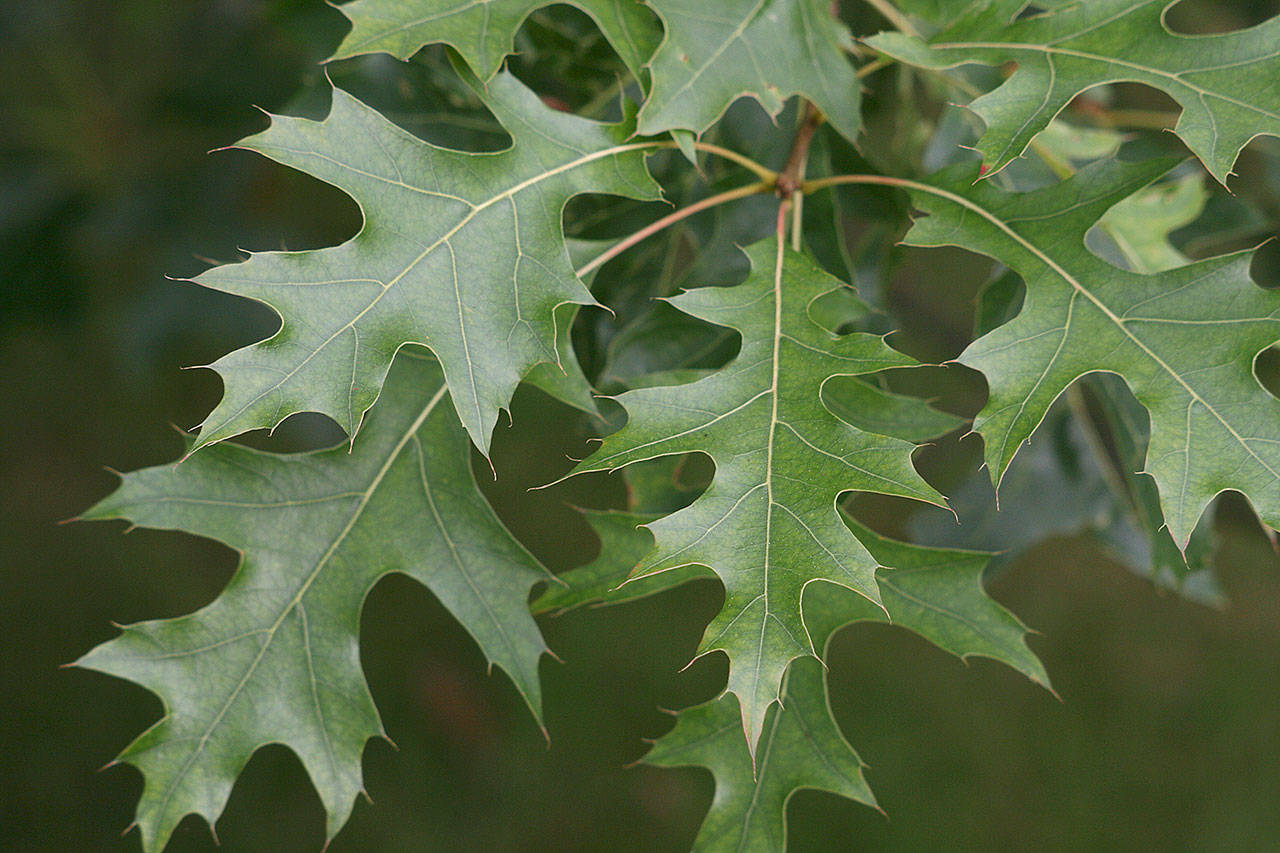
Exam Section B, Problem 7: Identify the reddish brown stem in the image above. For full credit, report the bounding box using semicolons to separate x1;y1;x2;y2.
776;101;824;200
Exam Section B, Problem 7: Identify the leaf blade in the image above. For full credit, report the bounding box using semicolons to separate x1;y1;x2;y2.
194;70;659;455
331;0;663;81
894;158;1280;546
78;351;552;850
868;0;1280;183
638;0;863;143
647;528;1046;850
572;236;943;752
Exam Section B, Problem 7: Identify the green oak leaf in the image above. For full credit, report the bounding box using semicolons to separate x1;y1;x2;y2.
193;68;659;456
1081;374;1222;605
1088;173;1221;597
648;525;1046;851
533;509;688;613
844;519;1048;686
524;303;601;415
1094;172;1207;274
330;0;662;82
896;156;1280;546
76;350;553;851
536;380;965;615
905;373;1224;604
967;174;1220;596
570;237;944;753
867;0;1280;183
646;657;875;852
890;0;983;29
637;0;863;143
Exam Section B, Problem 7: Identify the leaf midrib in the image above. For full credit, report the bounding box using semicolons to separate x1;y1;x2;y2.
751;221;788;729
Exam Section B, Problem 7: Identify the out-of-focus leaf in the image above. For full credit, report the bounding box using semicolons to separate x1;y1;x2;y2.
823;377;964;443
597;301;738;392
532;509;713;613
1093;173;1208;273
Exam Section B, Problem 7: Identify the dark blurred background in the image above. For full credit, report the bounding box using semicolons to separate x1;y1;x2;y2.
4;1;1280;850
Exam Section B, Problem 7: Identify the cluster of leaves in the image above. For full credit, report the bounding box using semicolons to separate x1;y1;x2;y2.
79;1;1280;849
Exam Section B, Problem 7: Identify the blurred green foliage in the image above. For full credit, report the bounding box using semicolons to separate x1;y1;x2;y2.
4;1;1280;850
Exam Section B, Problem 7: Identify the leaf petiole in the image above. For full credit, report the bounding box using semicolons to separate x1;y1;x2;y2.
575;181;773;277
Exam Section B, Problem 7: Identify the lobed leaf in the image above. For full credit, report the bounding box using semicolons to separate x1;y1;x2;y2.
77;351;552;851
571;236;943;754
193;68;659;456
896;157;1280;546
638;0;863;143
867;0;1280;184
646;657;875;852
648;526;1046;850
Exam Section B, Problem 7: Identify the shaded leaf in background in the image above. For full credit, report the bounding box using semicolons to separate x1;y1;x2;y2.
824;377;965;444
570;237;943;753
897;156;1280;546
596;300;737;392
907;381;1222;606
192;68;659;455
1082;374;1222;603
535;457;718;615
533;509;679;614
637;0;863;143
868;0;1280;183
76;351;553;851
330;0;662;82
1092;172;1208;274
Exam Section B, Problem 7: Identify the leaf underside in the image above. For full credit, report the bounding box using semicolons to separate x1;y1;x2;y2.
78;1;1280;849
639;0;864;143
331;0;663;82
648;525;1046;851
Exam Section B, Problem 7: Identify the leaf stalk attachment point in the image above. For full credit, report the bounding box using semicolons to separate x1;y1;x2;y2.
775;100;825;249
